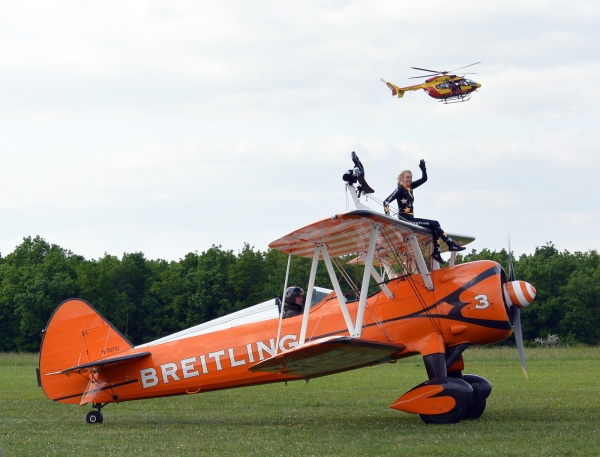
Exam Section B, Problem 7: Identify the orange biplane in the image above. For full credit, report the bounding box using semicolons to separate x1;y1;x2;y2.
37;152;535;425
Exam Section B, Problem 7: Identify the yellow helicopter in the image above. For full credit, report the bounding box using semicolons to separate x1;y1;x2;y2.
382;62;481;103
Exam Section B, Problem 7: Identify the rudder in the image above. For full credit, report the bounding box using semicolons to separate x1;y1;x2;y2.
38;298;134;404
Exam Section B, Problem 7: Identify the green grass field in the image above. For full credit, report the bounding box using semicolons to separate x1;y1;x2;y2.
1;347;598;457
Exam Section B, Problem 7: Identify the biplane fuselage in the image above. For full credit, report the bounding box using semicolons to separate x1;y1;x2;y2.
38;259;510;405
38;201;535;424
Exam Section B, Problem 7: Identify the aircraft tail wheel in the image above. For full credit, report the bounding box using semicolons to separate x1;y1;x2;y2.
86;410;104;424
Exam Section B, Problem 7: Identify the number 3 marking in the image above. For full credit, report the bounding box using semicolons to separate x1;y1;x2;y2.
474;294;490;309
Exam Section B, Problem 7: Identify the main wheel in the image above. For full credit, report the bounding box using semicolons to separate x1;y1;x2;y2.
415;376;473;425
420;404;466;425
86;410;104;424
462;398;487;420
462;374;492;420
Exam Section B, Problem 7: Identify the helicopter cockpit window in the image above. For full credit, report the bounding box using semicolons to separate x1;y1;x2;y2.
464;79;476;86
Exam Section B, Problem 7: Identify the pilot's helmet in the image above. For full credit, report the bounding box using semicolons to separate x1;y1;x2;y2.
285;286;304;305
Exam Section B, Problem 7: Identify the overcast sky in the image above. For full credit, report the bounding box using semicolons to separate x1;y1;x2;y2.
1;1;599;262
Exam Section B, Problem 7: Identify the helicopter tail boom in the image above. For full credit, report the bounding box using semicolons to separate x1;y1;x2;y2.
381;79;422;99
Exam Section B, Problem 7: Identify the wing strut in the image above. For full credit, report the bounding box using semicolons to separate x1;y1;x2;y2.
274;253;293;356
353;223;380;337
298;246;327;346
407;234;433;290
319;245;356;336
299;244;355;346
298;224;382;344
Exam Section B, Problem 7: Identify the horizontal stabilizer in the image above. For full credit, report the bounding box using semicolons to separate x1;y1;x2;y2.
250;336;404;377
47;351;151;376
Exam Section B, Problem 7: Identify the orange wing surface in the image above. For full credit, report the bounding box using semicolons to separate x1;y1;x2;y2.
250;336;404;377
269;210;474;257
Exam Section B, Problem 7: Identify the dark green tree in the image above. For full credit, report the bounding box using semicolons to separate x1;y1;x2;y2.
556;251;600;345
184;245;237;327
0;236;82;351
226;243;267;310
1;236;598;351
147;255;195;339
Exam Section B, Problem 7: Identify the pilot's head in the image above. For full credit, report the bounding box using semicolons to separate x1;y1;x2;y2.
285;286;304;305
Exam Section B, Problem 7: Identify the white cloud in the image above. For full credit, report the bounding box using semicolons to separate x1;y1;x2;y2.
1;0;599;260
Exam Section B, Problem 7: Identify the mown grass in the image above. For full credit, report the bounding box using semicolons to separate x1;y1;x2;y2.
1;347;598;457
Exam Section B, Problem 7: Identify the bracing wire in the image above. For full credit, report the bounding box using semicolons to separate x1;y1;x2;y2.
379;227;444;336
345;184;443;336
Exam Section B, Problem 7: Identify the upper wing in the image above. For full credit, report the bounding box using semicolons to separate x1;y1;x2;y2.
268;209;474;258
249;336;404;377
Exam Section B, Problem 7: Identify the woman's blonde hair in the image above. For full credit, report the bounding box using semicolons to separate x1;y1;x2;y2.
397;170;412;183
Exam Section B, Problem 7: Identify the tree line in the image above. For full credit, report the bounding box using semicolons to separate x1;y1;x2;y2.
0;236;597;352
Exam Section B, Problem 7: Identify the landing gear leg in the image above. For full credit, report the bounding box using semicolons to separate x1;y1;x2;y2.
418;353;473;425
86;403;105;424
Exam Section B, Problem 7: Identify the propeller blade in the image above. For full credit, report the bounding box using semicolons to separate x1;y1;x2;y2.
511;306;528;380
507;235;516;281
505;234;533;379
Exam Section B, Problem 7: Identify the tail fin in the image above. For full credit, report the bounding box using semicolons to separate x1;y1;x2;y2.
380;79;405;98
38;298;135;404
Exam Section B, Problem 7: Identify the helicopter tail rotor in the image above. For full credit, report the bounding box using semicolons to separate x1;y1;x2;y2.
380;79;405;98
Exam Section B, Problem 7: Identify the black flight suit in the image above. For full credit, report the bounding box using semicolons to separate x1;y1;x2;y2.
383;168;449;248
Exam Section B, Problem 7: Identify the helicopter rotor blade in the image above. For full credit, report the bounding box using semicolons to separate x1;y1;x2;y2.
409;74;440;79
449;62;481;73
410;66;445;74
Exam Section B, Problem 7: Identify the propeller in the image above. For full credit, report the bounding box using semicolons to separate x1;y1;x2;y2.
503;238;536;379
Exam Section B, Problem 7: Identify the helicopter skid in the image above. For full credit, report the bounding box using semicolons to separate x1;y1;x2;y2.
441;95;471;104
